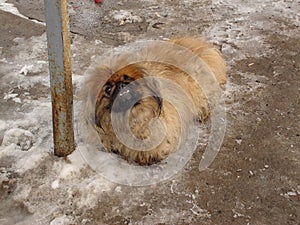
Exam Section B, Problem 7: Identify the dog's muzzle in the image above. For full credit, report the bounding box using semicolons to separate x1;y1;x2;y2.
111;82;141;112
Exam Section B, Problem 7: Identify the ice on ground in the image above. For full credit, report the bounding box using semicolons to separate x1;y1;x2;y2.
3;92;21;103
110;10;143;24
0;0;27;19
19;62;46;76
2;128;34;151
207;0;300;64
1;0;298;224
49;215;73;225
0;0;46;25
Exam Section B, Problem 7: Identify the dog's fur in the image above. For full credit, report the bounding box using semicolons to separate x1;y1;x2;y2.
83;37;226;165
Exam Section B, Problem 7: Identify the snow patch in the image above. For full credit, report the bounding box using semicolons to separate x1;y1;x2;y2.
77;177;113;208
50;150;88;180
14;184;32;201
110;10;143;24
50;215;73;225
3;91;21;103
2;128;34;151
19;61;47;76
0;0;46;25
51;179;60;189
115;186;122;193
0;0;26;19
190;204;211;218
15;151;48;173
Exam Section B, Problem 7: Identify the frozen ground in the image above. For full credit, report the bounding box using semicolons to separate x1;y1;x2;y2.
0;0;299;224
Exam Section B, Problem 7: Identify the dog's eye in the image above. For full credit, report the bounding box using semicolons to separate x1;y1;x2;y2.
123;74;130;80
103;84;112;96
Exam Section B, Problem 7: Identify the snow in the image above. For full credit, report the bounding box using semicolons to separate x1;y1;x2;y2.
1;0;298;224
2;128;34;151
51;179;60;189
190;204;211;218
0;0;27;19
0;13;113;223
3;92;20;102
50;215;73;225
115;186;122;193
286;191;297;196
0;10;230;225
110;10;143;24
19;63;46;76
207;0;300;64
0;0;45;25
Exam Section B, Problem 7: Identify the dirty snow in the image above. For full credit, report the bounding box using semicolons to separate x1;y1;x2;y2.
0;0;46;25
0;0;299;224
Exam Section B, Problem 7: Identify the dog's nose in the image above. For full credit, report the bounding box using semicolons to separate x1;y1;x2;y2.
115;82;134;102
116;82;126;92
115;82;132;101
111;82;135;112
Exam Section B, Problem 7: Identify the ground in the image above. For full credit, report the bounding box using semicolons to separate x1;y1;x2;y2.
0;0;299;224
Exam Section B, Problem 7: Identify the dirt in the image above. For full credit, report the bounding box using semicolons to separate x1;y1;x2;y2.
0;0;299;224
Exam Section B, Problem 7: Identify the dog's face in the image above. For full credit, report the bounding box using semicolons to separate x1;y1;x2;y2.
95;65;162;132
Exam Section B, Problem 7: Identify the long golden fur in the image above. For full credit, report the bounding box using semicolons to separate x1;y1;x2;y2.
83;37;226;165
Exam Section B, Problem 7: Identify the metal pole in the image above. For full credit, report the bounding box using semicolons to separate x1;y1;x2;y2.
44;0;75;157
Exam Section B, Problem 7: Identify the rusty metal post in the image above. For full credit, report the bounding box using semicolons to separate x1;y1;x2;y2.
44;0;75;156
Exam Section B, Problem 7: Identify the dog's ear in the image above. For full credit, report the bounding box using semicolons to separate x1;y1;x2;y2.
83;67;112;104
143;76;160;98
146;76;160;92
145;77;163;111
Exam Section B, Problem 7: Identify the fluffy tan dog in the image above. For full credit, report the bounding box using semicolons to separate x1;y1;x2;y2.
83;37;226;165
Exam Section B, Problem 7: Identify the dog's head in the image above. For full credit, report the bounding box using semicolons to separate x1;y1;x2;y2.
95;64;162;130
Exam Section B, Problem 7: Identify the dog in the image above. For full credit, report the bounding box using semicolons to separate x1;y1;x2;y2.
83;37;226;165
